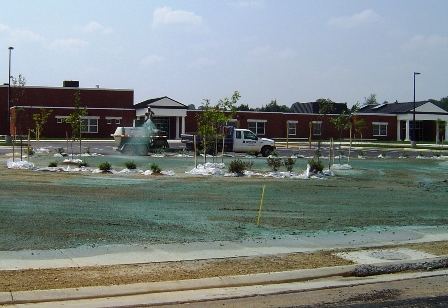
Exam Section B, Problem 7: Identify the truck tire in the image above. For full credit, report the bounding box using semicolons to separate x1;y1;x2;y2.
122;144;135;156
136;145;149;156
261;146;273;157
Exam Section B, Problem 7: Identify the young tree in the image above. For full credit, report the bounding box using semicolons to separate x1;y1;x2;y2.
196;91;240;163
436;118;447;144
32;108;53;148
329;103;359;162
10;74;28;158
65;89;87;158
354;118;367;142
10;74;27;135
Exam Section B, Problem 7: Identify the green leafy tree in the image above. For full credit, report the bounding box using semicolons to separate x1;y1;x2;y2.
236;103;253;111
330;103;360;139
196;91;240;163
354;118;367;142
65;89;87;158
430;96;448;111
32;108;53;148
260;99;291;112
316;98;335;116
364;93;378;106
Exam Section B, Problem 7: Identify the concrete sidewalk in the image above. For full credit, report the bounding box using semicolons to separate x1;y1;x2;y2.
1;227;448;271
1;228;448;307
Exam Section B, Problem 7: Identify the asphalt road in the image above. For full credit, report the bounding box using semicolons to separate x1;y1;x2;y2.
0;139;440;159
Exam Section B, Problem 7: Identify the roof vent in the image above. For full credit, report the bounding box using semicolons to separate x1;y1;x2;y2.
63;80;79;88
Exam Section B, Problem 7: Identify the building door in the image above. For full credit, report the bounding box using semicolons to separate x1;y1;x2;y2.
409;121;423;141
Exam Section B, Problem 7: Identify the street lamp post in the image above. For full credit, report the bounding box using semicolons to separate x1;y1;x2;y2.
411;72;420;148
6;46;14;143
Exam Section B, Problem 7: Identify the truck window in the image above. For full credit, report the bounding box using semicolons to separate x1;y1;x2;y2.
236;131;241;139
244;131;258;140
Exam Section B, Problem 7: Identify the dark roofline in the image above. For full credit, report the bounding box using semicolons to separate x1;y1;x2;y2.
134;96;187;108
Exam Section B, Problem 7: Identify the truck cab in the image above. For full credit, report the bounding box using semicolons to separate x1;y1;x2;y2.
181;126;275;157
232;128;275;156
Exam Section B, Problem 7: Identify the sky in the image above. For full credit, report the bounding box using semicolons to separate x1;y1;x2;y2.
1;0;447;108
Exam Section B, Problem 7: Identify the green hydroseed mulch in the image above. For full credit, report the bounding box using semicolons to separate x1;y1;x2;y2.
0;154;447;251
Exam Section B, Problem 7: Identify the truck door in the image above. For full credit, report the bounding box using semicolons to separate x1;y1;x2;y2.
233;130;258;152
232;130;244;151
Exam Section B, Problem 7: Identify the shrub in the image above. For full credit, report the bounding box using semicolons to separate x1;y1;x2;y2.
269;150;279;157
358;149;365;157
151;148;164;154
228;159;246;174
98;161;112;172
149;162;161;173
243;160;254;170
267;157;282;172
124;160;137;169
431;150;441;157
84;146;90;154
308;158;324;173
48;161;58;167
245;151;257;156
25;148;35;156
284;157;295;172
77;160;88;168
55;147;64;154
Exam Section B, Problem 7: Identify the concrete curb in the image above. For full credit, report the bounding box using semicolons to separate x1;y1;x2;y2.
1;265;356;305
2;256;448;306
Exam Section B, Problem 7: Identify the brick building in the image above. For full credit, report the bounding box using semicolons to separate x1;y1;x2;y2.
1;82;446;142
185;101;447;142
184;110;392;141
0;82;135;139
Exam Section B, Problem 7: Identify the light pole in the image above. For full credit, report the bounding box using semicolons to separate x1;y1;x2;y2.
6;46;14;143
411;72;420;148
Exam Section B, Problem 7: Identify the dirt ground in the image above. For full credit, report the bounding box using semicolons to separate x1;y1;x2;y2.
1;241;448;292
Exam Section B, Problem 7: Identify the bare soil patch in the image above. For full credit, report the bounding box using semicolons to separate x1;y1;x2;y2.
1;241;447;292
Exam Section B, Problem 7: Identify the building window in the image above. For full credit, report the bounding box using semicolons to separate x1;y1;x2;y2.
248;120;266;135
312;121;322;136
81;118;98;133
288;121;297;135
56;116;67;124
373;122;388;136
106;117;122;125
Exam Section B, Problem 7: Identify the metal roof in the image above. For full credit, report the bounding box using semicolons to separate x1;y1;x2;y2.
291;102;348;114
359;101;429;114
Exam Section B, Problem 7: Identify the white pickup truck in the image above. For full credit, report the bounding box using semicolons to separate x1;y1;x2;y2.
181;126;276;157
